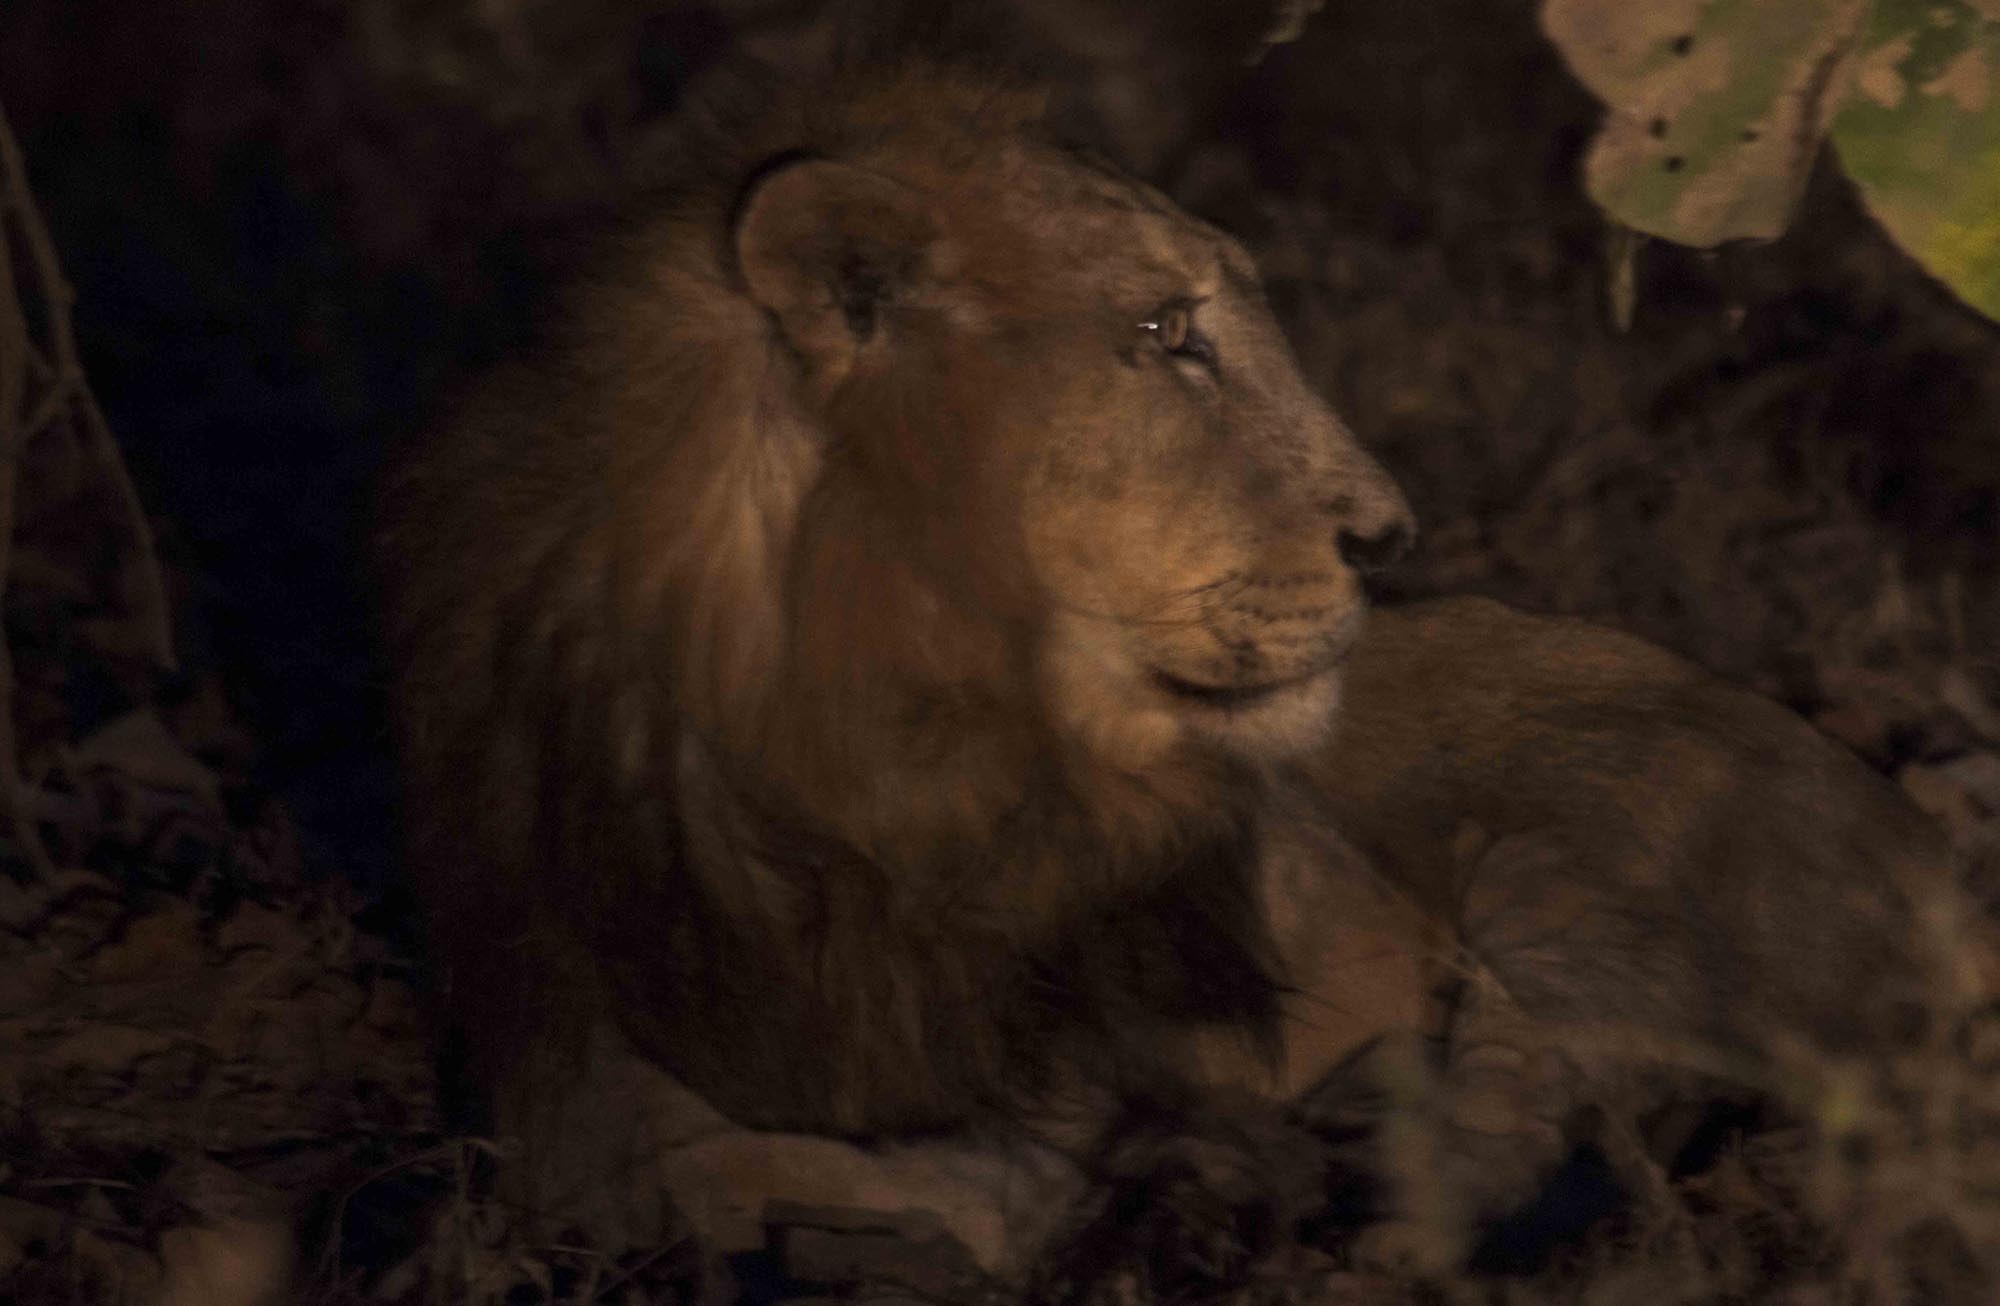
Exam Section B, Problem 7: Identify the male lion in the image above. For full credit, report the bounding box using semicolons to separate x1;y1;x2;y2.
377;52;1969;1288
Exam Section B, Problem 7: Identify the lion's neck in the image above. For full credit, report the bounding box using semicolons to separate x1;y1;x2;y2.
743;503;1253;894
695;716;1261;935
663;733;1281;1132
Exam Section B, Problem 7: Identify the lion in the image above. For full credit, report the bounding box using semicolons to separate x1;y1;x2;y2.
375;51;1971;1289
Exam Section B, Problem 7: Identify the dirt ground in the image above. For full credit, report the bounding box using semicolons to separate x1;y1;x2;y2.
1;0;1997;1302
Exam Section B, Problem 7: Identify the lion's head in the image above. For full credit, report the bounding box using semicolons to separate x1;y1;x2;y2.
575;67;1413;871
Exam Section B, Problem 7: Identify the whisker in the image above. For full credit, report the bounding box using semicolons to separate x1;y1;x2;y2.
1041;573;1244;628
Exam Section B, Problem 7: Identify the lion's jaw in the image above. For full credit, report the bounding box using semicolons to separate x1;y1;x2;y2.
1039;606;1353;779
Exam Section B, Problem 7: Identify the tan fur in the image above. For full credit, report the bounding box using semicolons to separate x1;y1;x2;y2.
1300;596;1967;1267
377;57;1965;1274
376;56;1410;1168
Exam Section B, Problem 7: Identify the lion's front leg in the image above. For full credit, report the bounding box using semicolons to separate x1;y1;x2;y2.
1343;981;1582;1274
498;1020;1087;1291
1027;816;1446;1299
1344;826;1700;1274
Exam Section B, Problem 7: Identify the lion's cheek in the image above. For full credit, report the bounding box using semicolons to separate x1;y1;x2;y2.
1038;611;1186;773
1021;470;1239;621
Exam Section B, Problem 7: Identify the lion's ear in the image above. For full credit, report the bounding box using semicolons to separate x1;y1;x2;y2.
733;156;939;372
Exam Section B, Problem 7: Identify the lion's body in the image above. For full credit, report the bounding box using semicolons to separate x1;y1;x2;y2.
1324;596;1946;1057
376;54;1964;1279
1300;598;1961;1253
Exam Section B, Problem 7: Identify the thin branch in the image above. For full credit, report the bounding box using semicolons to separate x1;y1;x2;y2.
0;108;83;377
0;124;54;878
77;390;175;669
0;103;174;671
0;101;180;879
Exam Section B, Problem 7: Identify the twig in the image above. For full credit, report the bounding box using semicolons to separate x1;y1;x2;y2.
586;1236;693;1303
0;108;173;672
1254;0;1328;58
0;113;55;878
313;1136;482;1291
0;101;180;879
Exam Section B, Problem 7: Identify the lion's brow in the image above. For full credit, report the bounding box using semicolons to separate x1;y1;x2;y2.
1050;144;1181;217
1218;254;1263;298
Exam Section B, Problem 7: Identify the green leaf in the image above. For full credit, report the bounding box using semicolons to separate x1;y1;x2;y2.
1830;0;2000;320
1541;0;1871;245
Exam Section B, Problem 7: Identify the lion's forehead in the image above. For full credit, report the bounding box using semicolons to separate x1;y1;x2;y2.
893;141;1253;302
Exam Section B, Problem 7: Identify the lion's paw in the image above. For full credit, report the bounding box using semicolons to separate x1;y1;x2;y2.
1032;1108;1330;1305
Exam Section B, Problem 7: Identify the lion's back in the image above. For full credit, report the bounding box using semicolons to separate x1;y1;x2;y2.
1314;596;1953;1050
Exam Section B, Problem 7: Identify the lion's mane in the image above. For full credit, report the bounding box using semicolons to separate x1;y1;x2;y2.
375;58;1286;1142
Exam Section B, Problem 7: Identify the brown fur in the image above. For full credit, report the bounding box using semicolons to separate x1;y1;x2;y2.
1296;596;1968;1264
377;54;1967;1273
374;55;1411;1160
1322;595;1951;1058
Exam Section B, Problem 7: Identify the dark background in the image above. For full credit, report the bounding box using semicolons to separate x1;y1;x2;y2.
4;0;1997;889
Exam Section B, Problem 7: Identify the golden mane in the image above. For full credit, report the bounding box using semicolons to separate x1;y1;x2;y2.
376;60;1294;1140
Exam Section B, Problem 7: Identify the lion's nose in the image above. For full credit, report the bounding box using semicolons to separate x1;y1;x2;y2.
1313;442;1416;574
1338;517;1414;573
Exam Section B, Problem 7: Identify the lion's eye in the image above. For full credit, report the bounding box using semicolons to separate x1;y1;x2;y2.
1139;303;1214;366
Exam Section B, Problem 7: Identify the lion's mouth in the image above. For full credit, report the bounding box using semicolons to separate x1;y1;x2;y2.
1151;664;1339;710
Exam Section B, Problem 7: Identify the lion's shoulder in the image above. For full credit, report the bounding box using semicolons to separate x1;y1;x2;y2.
1315;596;1945;900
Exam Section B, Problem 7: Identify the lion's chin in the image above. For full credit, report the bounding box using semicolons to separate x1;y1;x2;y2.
1156;664;1345;758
